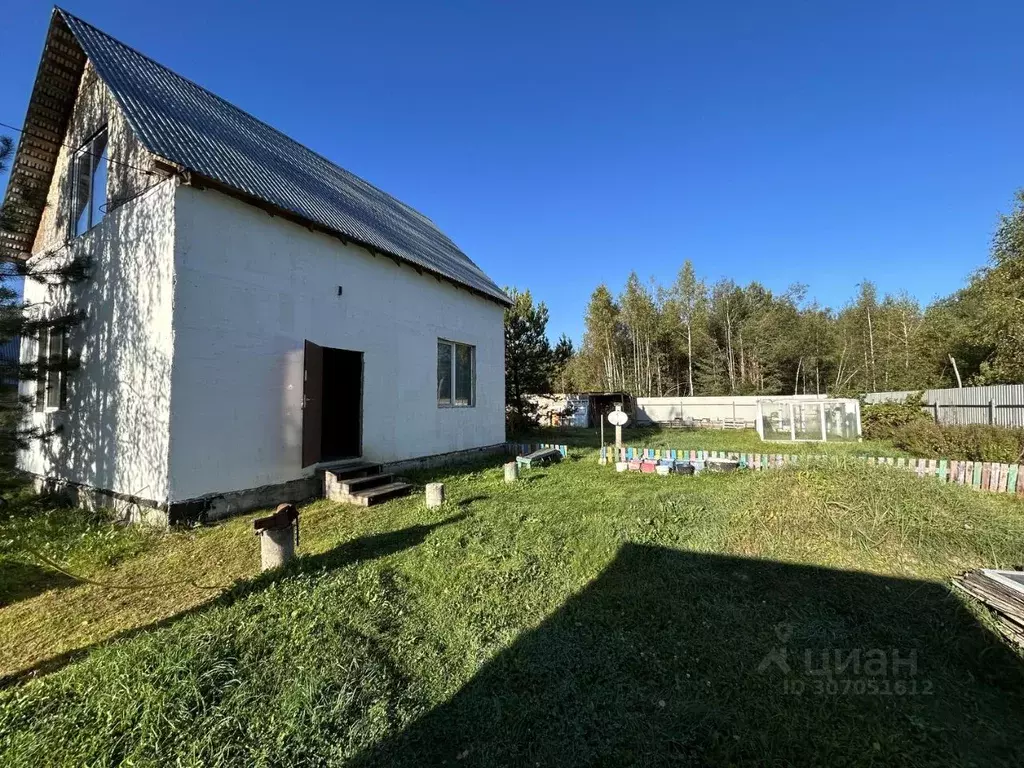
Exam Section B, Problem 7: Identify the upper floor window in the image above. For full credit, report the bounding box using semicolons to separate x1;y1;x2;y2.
70;127;109;237
437;339;475;407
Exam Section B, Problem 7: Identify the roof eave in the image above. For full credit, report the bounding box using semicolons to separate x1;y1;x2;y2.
0;10;86;262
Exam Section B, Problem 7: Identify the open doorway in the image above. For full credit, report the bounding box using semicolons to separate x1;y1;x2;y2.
303;341;363;466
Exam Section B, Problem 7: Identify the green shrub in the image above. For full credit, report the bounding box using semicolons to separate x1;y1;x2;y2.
861;396;930;441
862;396;1024;461
890;422;1024;463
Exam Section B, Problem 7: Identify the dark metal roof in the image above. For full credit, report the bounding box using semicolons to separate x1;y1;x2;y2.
56;9;509;305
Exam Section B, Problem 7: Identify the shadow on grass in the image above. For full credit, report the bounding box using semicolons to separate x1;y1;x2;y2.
352;544;1024;767
1;514;467;687
0;559;75;607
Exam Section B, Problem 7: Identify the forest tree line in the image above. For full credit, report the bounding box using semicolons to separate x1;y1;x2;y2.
512;189;1024;399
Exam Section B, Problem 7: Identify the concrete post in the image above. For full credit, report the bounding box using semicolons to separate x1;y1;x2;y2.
260;525;295;571
504;461;519;483
426;482;445;508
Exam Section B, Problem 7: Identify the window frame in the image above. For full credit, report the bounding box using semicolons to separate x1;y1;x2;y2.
69;126;109;238
437;338;476;408
35;326;68;413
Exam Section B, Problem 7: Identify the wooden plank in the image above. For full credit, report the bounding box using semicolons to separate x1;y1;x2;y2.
982;463;992;491
1017;465;1024;496
937;459;947;482
998;463;1009;493
973;462;983;489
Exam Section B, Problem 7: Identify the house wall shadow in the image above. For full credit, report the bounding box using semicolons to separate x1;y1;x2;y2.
0;514;466;686
351;544;1024;767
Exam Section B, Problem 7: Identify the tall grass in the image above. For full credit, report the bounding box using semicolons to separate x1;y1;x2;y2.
0;455;1022;765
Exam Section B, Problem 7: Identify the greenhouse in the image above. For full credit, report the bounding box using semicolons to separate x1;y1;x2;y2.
755;398;861;442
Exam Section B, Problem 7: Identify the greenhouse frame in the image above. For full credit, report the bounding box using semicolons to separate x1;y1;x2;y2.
755;398;862;443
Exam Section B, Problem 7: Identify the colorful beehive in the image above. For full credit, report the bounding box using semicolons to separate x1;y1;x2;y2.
640;460;658;474
627;459;643;471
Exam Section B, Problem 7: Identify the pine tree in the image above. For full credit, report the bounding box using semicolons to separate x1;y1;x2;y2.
504;287;553;432
0;133;89;469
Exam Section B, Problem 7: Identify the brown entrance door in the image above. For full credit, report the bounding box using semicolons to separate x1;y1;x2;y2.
302;340;323;467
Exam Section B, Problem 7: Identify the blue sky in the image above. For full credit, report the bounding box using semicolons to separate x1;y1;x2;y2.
2;1;1022;343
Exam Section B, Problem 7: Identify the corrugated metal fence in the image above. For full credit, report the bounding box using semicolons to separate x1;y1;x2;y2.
864;385;1024;428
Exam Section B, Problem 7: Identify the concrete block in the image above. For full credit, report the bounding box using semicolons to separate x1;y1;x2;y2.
426;482;445;508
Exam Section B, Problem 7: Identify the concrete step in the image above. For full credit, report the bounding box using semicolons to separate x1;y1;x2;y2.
350;481;413;507
339;473;393;493
323;461;381;481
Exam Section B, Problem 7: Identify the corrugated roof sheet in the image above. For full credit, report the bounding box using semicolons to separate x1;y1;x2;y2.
58;9;509;305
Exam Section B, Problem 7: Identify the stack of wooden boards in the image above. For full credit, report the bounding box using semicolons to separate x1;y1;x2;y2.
953;569;1024;648
516;447;563;469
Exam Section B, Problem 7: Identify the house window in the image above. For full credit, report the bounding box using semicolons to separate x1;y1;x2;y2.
70;127;109;237
36;327;67;411
437;339;475;407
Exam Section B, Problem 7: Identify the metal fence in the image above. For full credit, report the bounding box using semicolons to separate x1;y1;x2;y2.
864;385;1024;428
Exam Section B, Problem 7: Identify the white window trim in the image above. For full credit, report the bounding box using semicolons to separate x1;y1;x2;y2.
69;126;109;239
35;324;68;413
437;338;476;408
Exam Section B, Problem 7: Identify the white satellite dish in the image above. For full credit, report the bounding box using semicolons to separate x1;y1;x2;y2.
607;409;629;426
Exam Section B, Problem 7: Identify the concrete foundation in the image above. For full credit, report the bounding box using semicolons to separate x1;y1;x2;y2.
26;442;508;526
26;471;320;527
381;442;508;474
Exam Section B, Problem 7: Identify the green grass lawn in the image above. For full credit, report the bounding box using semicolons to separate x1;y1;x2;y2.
0;452;1022;766
521;425;911;457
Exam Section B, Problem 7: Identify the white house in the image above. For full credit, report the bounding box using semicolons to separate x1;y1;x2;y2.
1;9;510;523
